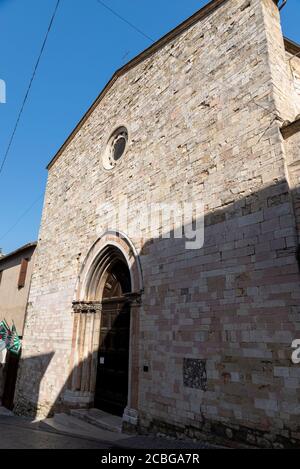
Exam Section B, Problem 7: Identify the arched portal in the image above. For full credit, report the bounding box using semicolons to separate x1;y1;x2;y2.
75;231;143;302
66;232;142;425
85;245;132;301
94;254;132;415
102;258;132;299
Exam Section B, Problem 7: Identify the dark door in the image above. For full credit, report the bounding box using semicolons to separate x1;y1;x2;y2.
2;350;20;410
94;260;131;416
95;301;130;416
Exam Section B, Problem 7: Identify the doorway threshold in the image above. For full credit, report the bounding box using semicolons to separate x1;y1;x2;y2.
70;408;123;433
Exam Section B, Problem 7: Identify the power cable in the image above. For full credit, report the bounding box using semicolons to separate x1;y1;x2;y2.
0;194;43;242
0;0;61;176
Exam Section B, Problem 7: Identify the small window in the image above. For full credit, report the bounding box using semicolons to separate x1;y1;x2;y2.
18;258;29;289
112;134;127;161
102;126;128;170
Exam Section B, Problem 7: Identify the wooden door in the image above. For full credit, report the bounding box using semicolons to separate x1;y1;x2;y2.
94;260;131;416
94;301;130;416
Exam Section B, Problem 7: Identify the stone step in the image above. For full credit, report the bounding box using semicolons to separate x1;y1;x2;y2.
70;408;123;433
41;412;127;443
0;406;14;416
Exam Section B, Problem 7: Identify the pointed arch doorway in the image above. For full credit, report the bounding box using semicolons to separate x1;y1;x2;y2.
95;258;131;416
67;233;143;425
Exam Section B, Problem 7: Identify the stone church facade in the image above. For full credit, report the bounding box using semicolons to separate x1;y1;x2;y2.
15;0;300;448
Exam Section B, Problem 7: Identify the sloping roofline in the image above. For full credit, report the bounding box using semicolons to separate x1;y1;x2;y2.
0;242;37;265
284;37;300;56
46;0;230;170
47;0;285;170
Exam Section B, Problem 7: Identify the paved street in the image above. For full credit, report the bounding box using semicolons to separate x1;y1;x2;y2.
0;416;111;449
0;414;218;449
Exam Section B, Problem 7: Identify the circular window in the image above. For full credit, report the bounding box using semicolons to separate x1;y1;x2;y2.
102;126;128;170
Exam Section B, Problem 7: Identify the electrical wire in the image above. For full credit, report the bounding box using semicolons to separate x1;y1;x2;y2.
0;0;61;176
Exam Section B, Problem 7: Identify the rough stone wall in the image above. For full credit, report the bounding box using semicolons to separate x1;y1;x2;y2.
284;128;300;241
261;0;295;121
15;0;300;447
285;128;300;166
285;52;300;115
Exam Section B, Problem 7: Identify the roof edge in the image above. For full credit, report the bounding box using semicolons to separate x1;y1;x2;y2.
281;117;300;139
0;242;37;264
47;0;229;170
284;37;300;56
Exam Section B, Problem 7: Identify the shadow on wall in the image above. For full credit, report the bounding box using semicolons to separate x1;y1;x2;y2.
13;353;54;416
13;179;300;447
14;303;133;419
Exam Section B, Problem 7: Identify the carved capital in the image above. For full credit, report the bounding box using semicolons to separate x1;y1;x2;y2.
124;291;143;306
72;301;102;314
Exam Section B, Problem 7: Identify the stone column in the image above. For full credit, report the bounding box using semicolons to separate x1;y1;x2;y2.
64;302;102;409
122;295;141;431
64;295;142;423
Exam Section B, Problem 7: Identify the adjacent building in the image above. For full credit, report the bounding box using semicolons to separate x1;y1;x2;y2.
0;242;37;407
14;0;300;447
0;242;37;334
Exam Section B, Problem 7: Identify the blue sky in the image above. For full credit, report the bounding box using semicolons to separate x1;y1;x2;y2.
0;0;299;254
